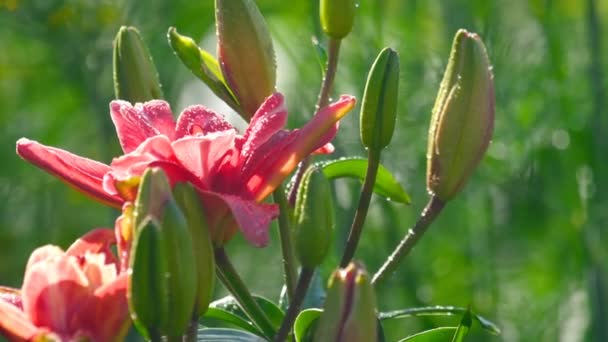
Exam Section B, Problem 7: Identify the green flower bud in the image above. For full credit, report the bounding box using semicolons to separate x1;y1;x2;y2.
215;0;276;120
320;0;356;39
314;263;377;342
427;29;495;201
113;26;163;102
172;182;215;316
294;167;334;268
167;27;242;115
128;168;197;339
360;47;400;151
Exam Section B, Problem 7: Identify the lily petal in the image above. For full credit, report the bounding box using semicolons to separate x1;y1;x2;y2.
104;135;178;197
110;100;177;153
175;105;234;138
172;132;237;189
66;229;118;267
22;255;90;336
240;93;287;161
211;193;278;247
0;287;22;310
87;273;129;342
16;138;123;208
248;95;356;201
0;299;39;342
25;245;64;273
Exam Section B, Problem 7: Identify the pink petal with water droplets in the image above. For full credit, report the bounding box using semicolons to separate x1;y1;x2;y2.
110;100;177;153
104;135;178;195
209;193;278;247
248;95;356;201
175;105;234;138
172;132;237;189
240;93;287;162
16;138;122;208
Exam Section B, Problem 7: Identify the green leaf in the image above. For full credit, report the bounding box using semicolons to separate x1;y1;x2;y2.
200;307;261;336
319;158;410;204
197;327;266;342
451;309;473;342
398;327;457;341
378;305;500;335
167;27;242;114
210;295;285;331
293;309;322;342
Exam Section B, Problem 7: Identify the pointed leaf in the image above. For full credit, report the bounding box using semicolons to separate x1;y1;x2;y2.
200;307;261;336
210;295;285;331
378;305;500;335
293;309;322;342
168;27;242;114
319;158;410;204
399;327;457;341
197;327;266;342
451;309;473;342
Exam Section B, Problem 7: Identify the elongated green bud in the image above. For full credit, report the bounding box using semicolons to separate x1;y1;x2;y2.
172;182;215;316
215;0;276;120
314;263;377;342
294;167;334;268
360;47;399;151
128;168;197;339
320;0;356;39
427;29;495;201
167;27;242;114
113;26;163;102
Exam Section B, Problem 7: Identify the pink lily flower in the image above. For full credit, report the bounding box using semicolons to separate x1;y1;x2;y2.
0;229;130;342
17;93;355;246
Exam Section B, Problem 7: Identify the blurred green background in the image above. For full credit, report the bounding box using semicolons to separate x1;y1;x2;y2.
1;0;607;341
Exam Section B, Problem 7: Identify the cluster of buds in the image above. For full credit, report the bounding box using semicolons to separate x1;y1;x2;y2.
4;0;497;340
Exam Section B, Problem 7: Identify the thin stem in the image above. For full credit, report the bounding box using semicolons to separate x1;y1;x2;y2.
372;196;446;285
316;38;341;110
288;37;343;205
273;185;298;303
339;150;381;267
273;267;315;342
215;248;276;339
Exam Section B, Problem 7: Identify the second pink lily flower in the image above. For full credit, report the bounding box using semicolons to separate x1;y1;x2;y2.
17;93;355;247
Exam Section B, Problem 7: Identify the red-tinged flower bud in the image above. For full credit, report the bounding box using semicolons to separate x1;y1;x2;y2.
215;0;276;120
129;168;197;340
113;26;163;102
315;263;377;342
294;167;334;268
172;182;215;316
427;29;495;201
360;47;400;151
320;0;356;39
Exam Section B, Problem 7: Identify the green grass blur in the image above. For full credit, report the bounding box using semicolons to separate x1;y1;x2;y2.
1;0;607;341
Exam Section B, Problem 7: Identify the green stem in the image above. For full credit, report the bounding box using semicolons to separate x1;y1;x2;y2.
288;37;343;205
339;150;381;267
372;196;446;285
316;38;341;110
273;185;298;303
215;248;276;339
273;267;315;342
